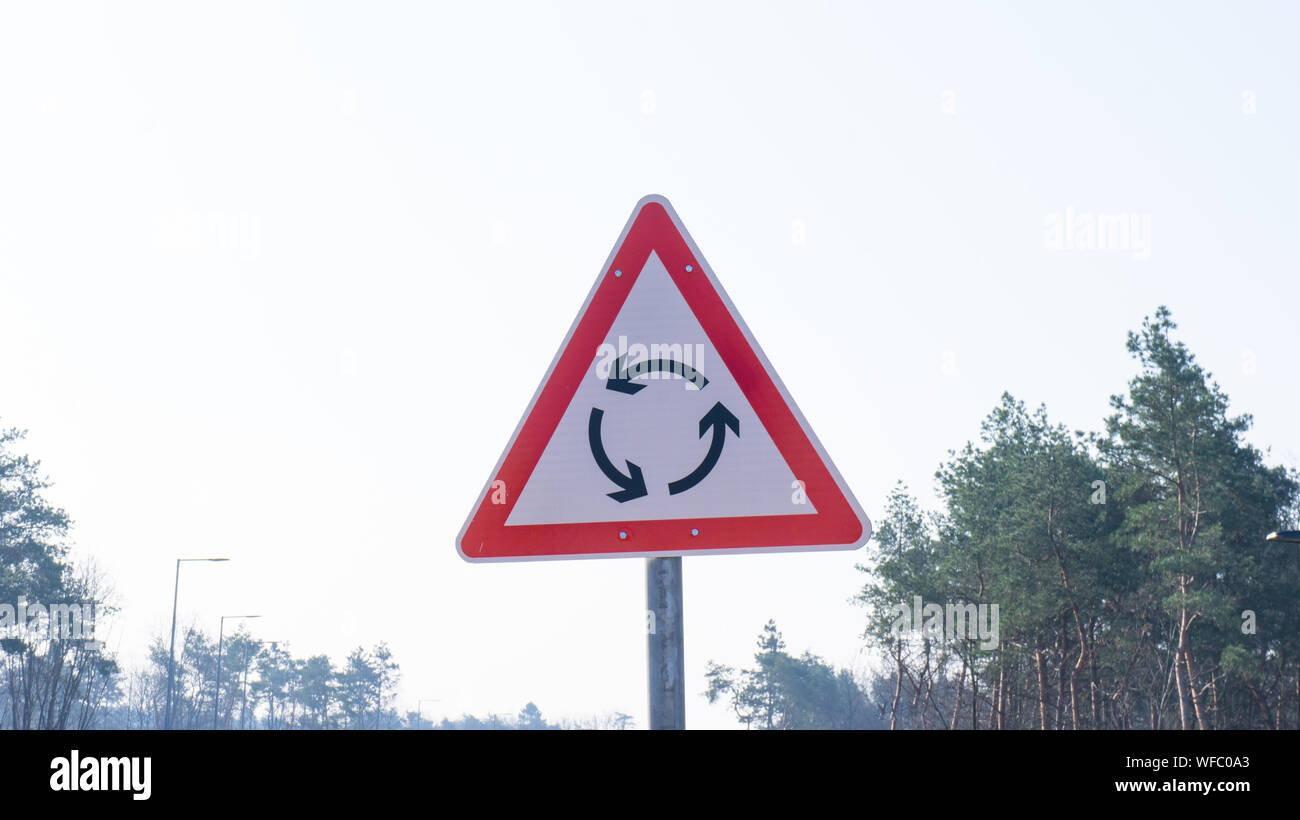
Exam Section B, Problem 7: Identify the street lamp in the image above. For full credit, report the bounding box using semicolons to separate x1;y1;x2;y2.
1265;531;1300;544
165;558;229;730
214;614;261;730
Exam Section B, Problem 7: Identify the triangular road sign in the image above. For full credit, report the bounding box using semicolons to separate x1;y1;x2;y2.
457;195;870;561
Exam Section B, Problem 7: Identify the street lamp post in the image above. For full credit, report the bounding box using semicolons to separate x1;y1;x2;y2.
214;614;261;730
164;557;229;730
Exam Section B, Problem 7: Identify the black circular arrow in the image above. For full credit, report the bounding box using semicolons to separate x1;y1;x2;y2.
605;354;708;394
589;358;738;501
588;408;648;502
667;402;739;495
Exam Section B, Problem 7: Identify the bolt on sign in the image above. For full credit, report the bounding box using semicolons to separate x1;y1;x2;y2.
457;195;870;561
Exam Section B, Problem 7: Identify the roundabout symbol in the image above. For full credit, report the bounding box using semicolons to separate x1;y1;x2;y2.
587;356;739;503
456;194;870;563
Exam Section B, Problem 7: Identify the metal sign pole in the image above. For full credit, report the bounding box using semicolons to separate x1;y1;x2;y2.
646;556;685;730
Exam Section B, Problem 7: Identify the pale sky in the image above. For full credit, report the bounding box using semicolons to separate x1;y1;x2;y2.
2;1;1298;729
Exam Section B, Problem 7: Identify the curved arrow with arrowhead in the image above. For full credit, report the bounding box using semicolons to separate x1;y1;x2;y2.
588;408;648;502
606;354;708;394
667;402;740;496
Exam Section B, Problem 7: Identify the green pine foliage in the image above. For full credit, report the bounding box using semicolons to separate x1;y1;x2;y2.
857;307;1299;729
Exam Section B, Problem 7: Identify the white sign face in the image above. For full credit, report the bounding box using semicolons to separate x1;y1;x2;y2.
505;250;818;526
458;194;868;562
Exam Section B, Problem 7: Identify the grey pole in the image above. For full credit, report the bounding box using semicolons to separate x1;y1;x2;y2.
165;557;228;730
165;559;181;730
213;617;226;730
646;556;685;730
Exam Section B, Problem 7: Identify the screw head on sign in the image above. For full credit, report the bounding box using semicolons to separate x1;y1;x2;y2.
619;531;627;540
685;265;693;272
614;269;622;277
690;528;699;536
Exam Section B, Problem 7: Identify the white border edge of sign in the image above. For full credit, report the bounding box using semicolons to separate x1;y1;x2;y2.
455;194;872;563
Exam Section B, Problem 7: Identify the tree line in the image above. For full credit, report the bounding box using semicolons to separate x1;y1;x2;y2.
6;306;1297;729
0;426;619;729
0;426;117;729
708;307;1299;729
105;632;402;730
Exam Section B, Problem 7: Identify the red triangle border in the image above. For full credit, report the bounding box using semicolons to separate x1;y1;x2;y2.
458;196;869;561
